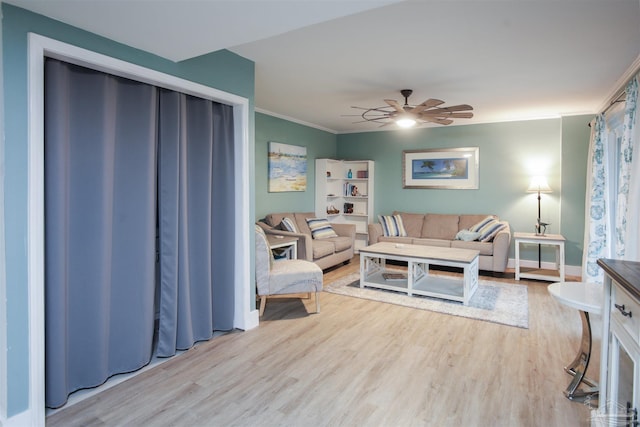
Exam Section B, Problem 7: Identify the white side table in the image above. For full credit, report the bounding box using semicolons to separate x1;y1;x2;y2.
548;282;603;403
267;235;298;260
514;232;565;282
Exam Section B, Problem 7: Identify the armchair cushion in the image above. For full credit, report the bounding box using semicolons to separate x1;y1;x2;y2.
268;260;323;295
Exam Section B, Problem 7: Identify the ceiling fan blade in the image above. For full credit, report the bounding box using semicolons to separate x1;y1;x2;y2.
425;104;474;114
419;111;474;119
411;98;445;114
420;117;454;125
384;99;405;114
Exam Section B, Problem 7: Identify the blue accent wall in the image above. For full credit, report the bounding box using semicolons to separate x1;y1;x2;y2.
255;112;336;219
2;3;254;416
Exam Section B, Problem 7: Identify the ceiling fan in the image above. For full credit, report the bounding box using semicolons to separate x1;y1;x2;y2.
348;89;474;128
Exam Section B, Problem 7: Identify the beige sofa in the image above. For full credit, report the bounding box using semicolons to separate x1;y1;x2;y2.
257;212;355;270
368;212;511;273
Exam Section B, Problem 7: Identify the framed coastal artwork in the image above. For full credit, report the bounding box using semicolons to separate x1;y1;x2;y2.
268;142;307;192
402;147;479;189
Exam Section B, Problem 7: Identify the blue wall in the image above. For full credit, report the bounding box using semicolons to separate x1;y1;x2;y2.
255;112;336;219
253;113;592;268
2;3;254;416
336;117;592;266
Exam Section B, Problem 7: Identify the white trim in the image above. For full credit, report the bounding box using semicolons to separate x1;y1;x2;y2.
255;107;337;134
0;2;7;425
599;54;640;113
26;33;253;424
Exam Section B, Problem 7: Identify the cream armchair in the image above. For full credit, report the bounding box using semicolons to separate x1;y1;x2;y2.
255;226;323;316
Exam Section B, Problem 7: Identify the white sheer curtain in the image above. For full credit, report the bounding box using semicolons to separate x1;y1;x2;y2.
582;73;640;283
582;114;611;283
620;76;639;260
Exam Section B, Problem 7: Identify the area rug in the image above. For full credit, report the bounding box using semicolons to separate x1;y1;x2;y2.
325;272;529;329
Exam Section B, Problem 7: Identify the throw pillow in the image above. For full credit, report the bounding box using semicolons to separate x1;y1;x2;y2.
306;218;338;239
378;214;407;237
469;215;497;233
455;229;482;242
280;217;298;233
475;219;507;242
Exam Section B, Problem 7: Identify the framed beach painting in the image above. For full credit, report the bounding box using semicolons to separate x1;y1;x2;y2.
268;142;307;192
402;147;479;189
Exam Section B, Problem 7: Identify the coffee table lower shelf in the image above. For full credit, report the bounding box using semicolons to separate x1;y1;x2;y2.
362;271;469;303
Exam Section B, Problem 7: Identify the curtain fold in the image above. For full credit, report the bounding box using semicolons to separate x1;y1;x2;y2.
156;91;235;357
620;76;639;260
582;114;610;283
44;59;158;408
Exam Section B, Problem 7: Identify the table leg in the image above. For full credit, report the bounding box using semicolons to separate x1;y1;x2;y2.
563;310;598;403
515;240;521;280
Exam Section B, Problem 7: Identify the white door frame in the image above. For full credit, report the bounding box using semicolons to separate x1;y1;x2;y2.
19;33;257;426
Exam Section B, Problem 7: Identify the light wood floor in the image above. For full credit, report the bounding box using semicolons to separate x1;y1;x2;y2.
47;256;599;426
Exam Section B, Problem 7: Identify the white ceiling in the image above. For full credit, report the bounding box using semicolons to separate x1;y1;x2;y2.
7;0;640;134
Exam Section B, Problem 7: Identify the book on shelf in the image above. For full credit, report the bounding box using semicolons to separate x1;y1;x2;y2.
382;272;406;281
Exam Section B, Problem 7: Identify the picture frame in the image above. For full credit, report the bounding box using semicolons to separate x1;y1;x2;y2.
402;147;479;189
268;141;307;192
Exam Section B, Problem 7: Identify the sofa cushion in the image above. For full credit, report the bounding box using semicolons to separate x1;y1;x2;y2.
311;239;336;259
290;212;315;235
306;218;338;239
379;236;413;244
327;236;352;252
421;214;460;240
281;217;299;233
265;212;294;228
378;214;407;237
394;211;425;238
411;238;452;248
451;240;494;256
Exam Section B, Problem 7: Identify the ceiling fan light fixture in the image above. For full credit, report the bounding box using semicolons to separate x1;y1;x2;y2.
396;115;416;128
348;89;473;128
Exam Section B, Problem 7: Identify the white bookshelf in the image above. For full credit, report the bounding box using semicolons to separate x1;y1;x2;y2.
315;159;374;252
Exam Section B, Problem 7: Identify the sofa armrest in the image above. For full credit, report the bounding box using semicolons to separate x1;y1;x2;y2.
332;223;356;240
368;223;383;244
491;226;511;273
256;221;312;261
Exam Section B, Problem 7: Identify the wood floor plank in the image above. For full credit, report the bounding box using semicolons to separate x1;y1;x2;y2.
47;256;596;426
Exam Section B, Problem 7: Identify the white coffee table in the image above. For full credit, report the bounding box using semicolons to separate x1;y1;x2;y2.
359;242;479;306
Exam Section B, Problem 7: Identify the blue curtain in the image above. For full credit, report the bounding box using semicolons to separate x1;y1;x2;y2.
44;60;158;408
156;91;235;357
44;59;236;407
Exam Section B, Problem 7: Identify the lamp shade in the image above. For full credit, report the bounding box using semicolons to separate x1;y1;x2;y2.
526;176;552;193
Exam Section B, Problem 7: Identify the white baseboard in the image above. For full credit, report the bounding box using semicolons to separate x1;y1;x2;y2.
244;309;260;330
507;258;582;280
